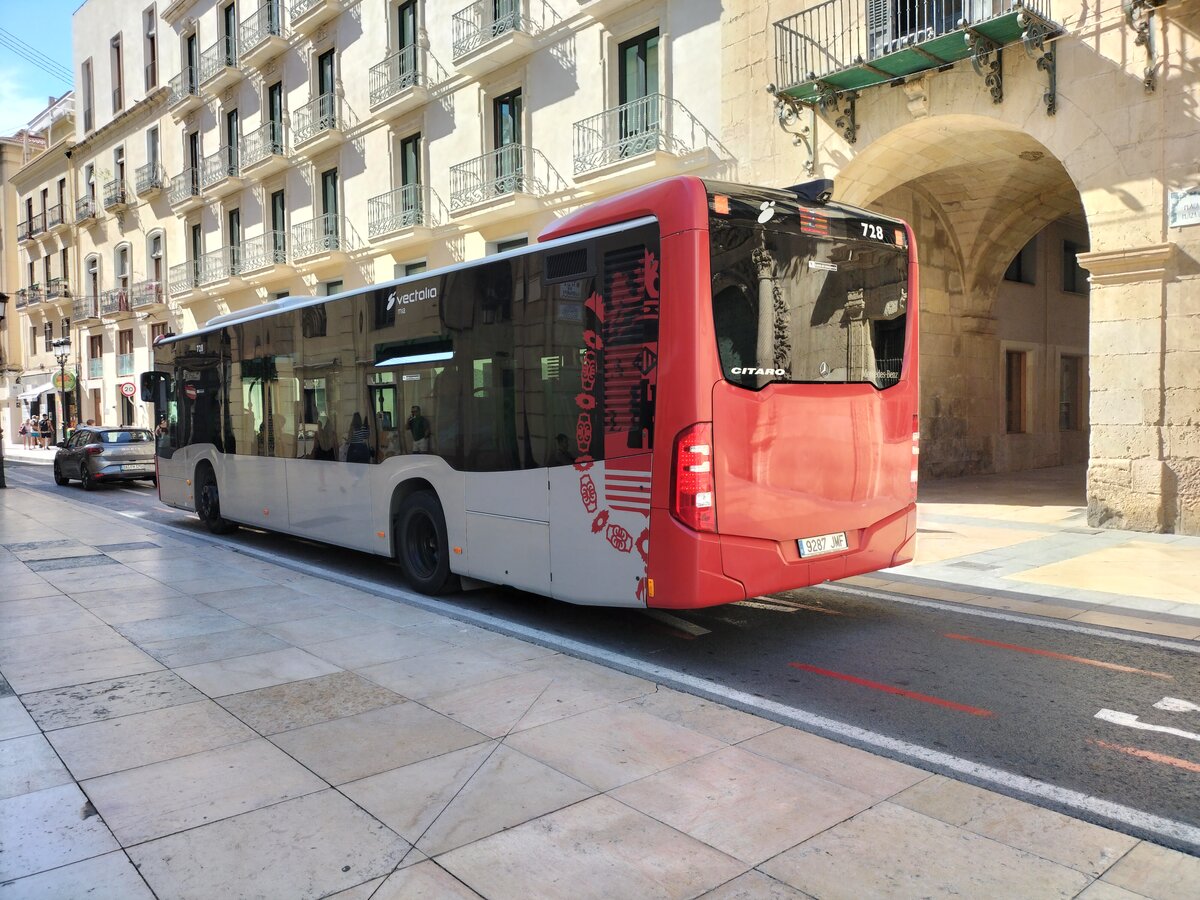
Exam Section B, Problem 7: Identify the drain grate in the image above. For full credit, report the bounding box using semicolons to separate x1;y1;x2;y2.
26;555;122;572
94;542;161;552
948;561;1000;571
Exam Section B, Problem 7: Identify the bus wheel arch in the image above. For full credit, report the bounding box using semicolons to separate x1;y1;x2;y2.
194;460;237;534
392;482;458;595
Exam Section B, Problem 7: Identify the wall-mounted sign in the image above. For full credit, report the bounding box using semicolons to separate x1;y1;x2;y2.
1168;189;1200;228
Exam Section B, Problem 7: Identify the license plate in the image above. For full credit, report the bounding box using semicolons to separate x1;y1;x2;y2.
122;464;152;472
798;531;848;558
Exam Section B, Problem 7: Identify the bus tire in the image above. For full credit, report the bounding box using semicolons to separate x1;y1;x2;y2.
196;469;238;535
396;491;458;595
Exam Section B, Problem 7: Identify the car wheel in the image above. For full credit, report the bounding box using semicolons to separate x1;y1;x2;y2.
196;470;237;534
81;467;97;491
396;491;458;595
53;463;69;486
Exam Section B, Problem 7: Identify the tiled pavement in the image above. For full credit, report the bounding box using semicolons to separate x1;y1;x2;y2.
2;477;1200;897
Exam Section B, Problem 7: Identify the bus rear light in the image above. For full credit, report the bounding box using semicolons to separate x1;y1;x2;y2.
672;422;716;533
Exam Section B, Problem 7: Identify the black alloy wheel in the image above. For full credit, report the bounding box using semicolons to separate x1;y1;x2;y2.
53;463;69;486
196;470;237;534
396;491;457;595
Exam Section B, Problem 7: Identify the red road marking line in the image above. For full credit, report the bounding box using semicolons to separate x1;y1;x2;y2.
944;633;1173;680
788;663;994;717
1089;739;1200;774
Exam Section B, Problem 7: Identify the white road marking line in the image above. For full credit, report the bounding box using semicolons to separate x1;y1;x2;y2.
1095;709;1200;743
1154;697;1200;713
643;610;711;636
114;510;1200;852
819;582;1200;655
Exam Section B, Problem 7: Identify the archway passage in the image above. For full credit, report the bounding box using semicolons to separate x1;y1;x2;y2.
833;116;1090;482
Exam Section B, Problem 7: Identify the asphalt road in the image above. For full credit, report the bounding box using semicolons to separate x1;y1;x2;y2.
7;460;1200;853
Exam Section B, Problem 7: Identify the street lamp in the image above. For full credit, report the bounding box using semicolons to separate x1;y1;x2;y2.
51;336;72;444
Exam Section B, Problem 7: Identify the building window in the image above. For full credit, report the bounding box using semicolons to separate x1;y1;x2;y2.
111;35;124;113
495;236;527;253
1060;355;1083;431
84;164;96;202
147;125;160;170
90;335;103;360
150;322;168;343
1005;350;1028;434
44;322;54;353
30;326;37;353
60;248;69;285
1062;240;1088;294
82;59;94;131
144;6;158;89
61;318;70;339
148;232;164;284
1004;237;1036;284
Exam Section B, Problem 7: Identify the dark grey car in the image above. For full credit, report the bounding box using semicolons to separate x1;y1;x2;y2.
54;426;157;490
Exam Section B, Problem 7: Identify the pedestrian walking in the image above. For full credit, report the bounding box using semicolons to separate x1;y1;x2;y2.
19;418;31;450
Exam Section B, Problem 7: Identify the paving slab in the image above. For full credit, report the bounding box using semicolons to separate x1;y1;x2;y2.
217;670;404;735
366;861;484;899
1097;841;1200;900
0;733;74;800
20;670;205;731
173;646;342;697
137;626;291;668
0;850;155;899
0;783;120;882
0;696;38;741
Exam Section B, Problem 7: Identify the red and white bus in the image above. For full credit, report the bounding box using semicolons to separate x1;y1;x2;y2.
143;176;918;608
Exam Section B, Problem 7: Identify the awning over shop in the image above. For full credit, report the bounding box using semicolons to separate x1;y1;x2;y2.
17;379;54;403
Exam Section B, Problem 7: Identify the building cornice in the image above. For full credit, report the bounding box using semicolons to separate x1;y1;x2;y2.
1077;243;1176;286
161;0;198;28
74;87;170;155
10;138;76;191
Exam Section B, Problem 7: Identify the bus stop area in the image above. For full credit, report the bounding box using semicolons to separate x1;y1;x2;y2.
1;469;1198;898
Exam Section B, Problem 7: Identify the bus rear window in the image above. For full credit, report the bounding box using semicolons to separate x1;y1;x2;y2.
709;203;908;391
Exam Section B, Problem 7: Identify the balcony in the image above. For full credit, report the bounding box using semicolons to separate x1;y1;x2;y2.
17;219;31;243
367;184;442;245
103;180;131;211
117;353;135;377
292;94;352;158
168;260;201;300
573;94;718;184
168;168;203;214
449;145;563;216
368;45;447;119
240;121;288;177
29;211;47;237
289;0;347;37
88;358;103;379
47;203;66;232
167;67;201;118
291;214;359;273
198;246;244;289
239;231;293;286
772;0;1058;111
101;288;134;319
199;35;240;93
240;1;287;69
200;145;243;198
17;286;42;308
136;162;166;197
451;0;556;76
45;278;71;302
73;295;100;321
76;197;98;225
131;279;165;309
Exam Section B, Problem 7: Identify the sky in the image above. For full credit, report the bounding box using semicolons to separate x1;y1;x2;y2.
0;0;78;135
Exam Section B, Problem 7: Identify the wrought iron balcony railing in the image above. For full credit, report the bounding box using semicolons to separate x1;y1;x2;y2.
117;353;135;376
199;34;239;83
73;296;100;320
239;231;289;272
449;144;561;212
368;184;437;237
291;0;322;18
168;260;200;295
168;67;200;107
30;212;46;235
241;1;285;53
17;219;31;241
451;0;556;59
293;93;349;145
88;357;103;379
199;246;242;284
46;277;70;299
100;289;132;316
17;286;42;307
291;214;357;258
136;162;165;194
573;93;715;175
369;45;447;107
773;0;1053;103
201;145;240;188
103;179;129;209
241;121;286;168
168;168;202;205
131;279;164;308
47;203;64;228
76;197;97;223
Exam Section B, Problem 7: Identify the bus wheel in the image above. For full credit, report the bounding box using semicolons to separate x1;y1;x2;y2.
196;470;237;535
396;491;457;595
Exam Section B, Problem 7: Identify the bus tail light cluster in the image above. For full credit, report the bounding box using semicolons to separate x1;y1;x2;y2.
910;414;920;499
671;422;716;533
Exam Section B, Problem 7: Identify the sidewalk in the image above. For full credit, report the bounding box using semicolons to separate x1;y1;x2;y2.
2;481;1199;897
